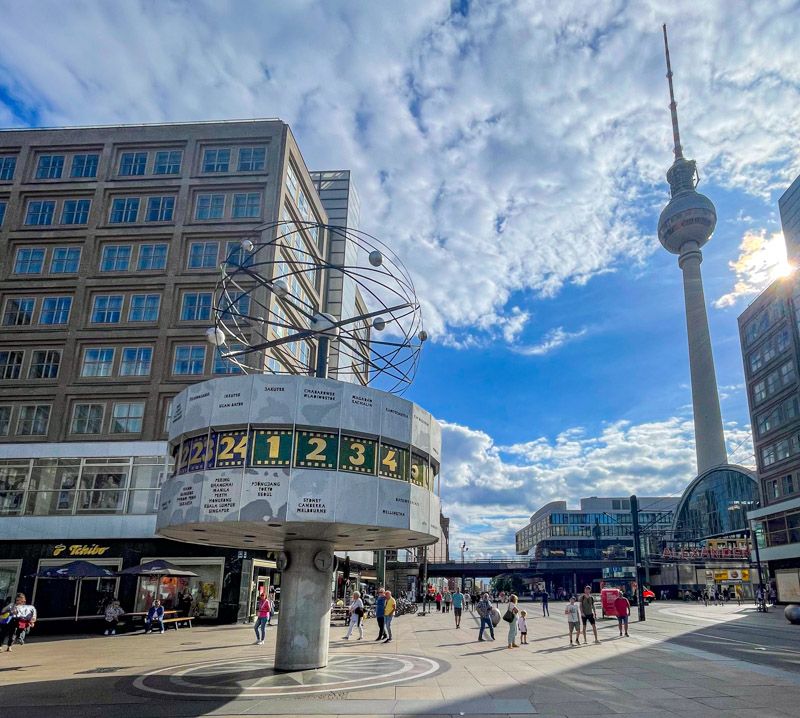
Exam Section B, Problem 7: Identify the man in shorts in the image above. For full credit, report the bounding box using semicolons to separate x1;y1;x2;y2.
451;587;464;628
614;592;630;637
579;586;600;644
564;595;581;646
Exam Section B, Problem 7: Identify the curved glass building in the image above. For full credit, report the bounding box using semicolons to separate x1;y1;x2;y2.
673;465;759;541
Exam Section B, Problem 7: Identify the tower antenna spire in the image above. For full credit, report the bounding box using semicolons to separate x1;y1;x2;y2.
662;23;683;162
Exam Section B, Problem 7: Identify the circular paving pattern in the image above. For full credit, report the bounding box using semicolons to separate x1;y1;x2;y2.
132;652;440;698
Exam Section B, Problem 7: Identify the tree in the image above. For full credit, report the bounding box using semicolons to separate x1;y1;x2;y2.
490;574;525;595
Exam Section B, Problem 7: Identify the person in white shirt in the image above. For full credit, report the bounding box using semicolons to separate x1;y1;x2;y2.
343;591;365;640
564;595;581;646
5;593;36;651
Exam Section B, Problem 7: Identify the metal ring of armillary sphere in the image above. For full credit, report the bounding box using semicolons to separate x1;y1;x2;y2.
208;221;427;394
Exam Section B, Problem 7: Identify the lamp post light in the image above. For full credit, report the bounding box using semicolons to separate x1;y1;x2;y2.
460;541;469;593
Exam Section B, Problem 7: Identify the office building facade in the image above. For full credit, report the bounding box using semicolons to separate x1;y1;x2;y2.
0;120;373;620
779;174;800;268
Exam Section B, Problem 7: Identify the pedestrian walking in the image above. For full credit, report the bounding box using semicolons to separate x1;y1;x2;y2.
452;588;464;628
434;591;442;612
503;594;520;648
343;591;364;640
443;589;452;613
541;590;550;617
253;590;270;645
374;587;387;640
564;595;581;646
103;599;124;636
614;592;630;637
4;593;37;651
518;610;528;644
734;585;742;606
383;590;396;643
476;592;495;641
579;586;600;644
1;596;15;650
769;587;777;605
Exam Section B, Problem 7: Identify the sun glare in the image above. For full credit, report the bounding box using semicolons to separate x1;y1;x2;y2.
767;233;793;279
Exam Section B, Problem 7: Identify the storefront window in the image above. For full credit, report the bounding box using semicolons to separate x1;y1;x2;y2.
134;559;223;618
78;463;128;513
0;464;28;515
32;559;121;618
0;561;21;601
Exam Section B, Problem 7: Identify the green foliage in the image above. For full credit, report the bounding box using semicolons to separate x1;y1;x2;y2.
490;575;525;594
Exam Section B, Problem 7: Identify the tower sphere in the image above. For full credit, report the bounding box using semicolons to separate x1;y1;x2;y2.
657;188;716;255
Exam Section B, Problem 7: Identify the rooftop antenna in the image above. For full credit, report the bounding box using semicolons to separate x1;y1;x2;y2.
662;23;684;162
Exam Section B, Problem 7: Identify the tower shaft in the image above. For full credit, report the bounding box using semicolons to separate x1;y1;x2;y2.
679;246;728;473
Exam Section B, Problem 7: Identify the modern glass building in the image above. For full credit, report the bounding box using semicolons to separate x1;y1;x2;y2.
779;174;800;267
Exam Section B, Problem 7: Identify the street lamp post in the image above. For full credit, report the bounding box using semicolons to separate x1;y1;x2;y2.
749;518;766;609
460;541;469;593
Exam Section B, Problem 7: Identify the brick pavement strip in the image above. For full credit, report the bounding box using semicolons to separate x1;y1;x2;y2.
1;602;800;716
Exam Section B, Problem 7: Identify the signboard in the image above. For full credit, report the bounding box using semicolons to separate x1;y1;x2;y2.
379;442;408;481
251;428;293;467
211;430;249;468
294;430;338;469
339;435;377;474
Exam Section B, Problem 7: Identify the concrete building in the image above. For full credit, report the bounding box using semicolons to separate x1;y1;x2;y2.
514;496;678;595
0;120;373;620
779;174;800;268
740;270;800;602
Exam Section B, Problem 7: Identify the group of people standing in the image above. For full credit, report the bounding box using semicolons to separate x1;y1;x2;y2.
1;593;37;652
344;588;397;642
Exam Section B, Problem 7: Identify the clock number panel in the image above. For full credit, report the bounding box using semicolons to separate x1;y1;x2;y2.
251;428;293;467
378;442;408;481
211;430;248;468
339;435;377;474
294;431;339;469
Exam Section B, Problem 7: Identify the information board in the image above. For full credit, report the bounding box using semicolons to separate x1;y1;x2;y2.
294;430;339;469
339;435;378;474
251;428;293;467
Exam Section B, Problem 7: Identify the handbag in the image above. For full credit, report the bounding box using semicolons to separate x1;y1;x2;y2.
502;608;515;623
354;606;365;617
0;611;11;625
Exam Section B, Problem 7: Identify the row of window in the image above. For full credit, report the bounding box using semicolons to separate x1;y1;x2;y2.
744;299;787;348
6;240;256;277
764;473;799;502
0;146;267;183
752;360;795;406
0;402;142;437
748;327;790;375
756;394;800;438
761;428;800;468
0;191;264;230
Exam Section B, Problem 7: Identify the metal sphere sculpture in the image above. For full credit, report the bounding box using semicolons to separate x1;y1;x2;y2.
211;220;426;394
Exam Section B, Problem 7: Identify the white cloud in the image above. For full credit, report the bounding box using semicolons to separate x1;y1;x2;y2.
514;326;588;356
715;229;791;308
1;2;798;342
440;417;753;552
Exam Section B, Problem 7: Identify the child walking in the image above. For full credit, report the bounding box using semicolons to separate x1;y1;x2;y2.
564;595;581;646
517;610;528;644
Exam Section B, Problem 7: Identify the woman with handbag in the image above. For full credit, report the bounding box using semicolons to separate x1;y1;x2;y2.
503;594;520;649
343;591;365;640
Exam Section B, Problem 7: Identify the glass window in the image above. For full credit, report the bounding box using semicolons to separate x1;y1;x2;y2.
119;347;152;376
78;466;127;513
232;192;261;218
2;298;35;326
783;474;795;496
220;291;250;321
40;297;72;325
25;200;55;225
163;398;174;432
0;407;13;435
100;245;132;272
70;154;99;178
213;344;245;374
153;150;182;175
111;402;144;433
128;294;161;322
70;404;104;434
146;196;175;222
0;351;23;379
202;148;230;173
173;345;206;375
195;193;225;220
137;243;168;271
90;295;123;323
238;147;266;172
13;248;45;274
80;347;114;377
180;292;212;321
134;560;223;617
60;199;90;225
50;247;81;274
0;156;16;181
225;240;253;268
17;405;50;435
119;152;147;176
0;201;6;226
286;165;298;199
36;155;64;179
29;350;61;379
297;189;309;219
109;197;140;223
188;241;219;269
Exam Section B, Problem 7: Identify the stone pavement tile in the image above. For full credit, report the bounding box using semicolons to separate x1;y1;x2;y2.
723;709;797;718
439;684;490;700
532;700;625;716
239;699;397;715
692;695;755;709
669;684;726;698
475;673;523;686
395;685;445;700
337;686;396;699
435;672;477;686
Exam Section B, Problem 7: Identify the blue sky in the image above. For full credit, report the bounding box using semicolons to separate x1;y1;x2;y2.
2;0;799;552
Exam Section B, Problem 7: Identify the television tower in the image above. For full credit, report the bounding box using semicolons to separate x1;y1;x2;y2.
657;25;728;474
